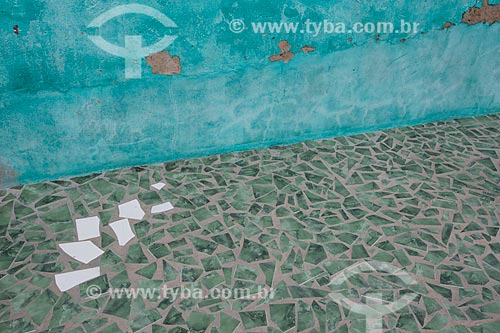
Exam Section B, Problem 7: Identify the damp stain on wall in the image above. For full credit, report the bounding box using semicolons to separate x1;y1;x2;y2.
145;51;182;76
0;164;19;186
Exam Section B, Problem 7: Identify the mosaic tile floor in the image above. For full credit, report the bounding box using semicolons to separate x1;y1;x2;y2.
1;114;500;333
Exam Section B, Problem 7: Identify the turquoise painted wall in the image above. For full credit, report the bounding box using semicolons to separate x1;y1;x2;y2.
1;0;499;186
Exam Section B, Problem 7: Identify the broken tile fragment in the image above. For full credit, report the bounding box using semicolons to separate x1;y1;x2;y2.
75;216;101;240
55;267;101;292
109;219;136;246
118;199;145;220
59;241;104;264
151;182;166;190
151;202;174;214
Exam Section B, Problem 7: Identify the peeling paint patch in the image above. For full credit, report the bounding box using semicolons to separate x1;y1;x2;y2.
442;21;455;29
462;0;500;25
269;40;294;63
301;45;316;53
145;51;181;76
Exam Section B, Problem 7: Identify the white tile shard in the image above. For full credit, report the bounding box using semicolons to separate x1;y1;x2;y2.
55;267;101;292
118;199;145;220
59;241;104;264
152;182;166;190
151;202;174;214
109;219;136;246
75;216;101;240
